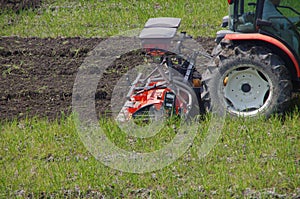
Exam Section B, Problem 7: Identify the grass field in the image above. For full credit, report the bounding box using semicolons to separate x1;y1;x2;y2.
0;0;228;37
0;0;299;198
1;114;299;198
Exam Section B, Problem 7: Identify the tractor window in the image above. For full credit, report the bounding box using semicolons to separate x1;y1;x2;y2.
231;0;257;32
277;0;300;19
262;0;300;55
276;0;300;32
262;0;300;22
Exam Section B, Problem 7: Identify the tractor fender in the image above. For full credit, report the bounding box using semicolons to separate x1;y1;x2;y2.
224;33;300;78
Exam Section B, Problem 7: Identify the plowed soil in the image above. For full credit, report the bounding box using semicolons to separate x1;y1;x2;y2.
0;37;215;121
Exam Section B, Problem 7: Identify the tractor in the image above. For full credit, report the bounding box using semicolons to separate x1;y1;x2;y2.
204;0;300;117
117;0;300;122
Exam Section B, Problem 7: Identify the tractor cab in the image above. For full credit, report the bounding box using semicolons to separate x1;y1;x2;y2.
219;0;300;55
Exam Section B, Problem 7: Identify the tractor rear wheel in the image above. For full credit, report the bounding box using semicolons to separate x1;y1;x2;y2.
205;44;292;117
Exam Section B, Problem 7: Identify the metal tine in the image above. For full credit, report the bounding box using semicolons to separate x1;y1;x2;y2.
126;72;143;99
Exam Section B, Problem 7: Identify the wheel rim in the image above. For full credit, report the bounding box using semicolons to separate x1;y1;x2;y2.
222;66;272;116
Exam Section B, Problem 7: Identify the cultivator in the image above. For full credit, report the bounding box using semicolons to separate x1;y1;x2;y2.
116;17;208;123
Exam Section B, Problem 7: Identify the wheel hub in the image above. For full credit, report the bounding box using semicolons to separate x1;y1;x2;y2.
223;67;270;112
241;83;251;93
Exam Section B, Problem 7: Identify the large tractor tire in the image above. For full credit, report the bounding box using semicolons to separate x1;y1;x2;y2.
204;43;292;117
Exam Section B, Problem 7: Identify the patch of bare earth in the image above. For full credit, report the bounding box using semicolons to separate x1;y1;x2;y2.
0;37;215;121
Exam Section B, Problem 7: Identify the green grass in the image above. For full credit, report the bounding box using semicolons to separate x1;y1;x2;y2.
0;113;299;198
0;0;299;198
0;0;228;38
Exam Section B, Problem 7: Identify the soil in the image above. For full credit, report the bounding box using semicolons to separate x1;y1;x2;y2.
0;0;42;12
0;36;215;121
